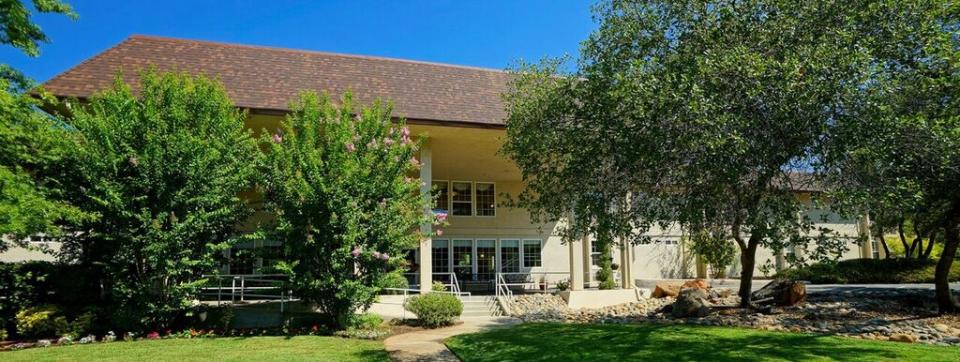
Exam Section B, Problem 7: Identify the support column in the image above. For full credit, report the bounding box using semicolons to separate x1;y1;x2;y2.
619;243;633;289
582;235;593;287
418;144;433;293
568;235;584;291
859;214;874;259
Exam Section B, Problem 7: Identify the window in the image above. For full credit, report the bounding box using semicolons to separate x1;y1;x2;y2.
476;183;496;216
433;181;449;212
590;242;602;267
522;239;542;267
871;239;880;259
451;182;473;216
228;248;258;275
500;239;521;273
453;239;473;280
432;239;450;273
476;239;496;281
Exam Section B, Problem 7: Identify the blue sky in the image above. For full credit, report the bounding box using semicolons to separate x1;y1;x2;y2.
3;0;596;83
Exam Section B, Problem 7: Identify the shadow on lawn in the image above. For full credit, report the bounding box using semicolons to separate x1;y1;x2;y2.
446;323;950;362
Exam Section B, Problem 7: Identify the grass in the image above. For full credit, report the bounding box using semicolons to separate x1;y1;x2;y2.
774;258;960;284
3;336;389;362
445;323;960;362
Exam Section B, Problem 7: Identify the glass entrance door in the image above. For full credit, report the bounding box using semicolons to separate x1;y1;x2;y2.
452;239;473;282
476;239;496;281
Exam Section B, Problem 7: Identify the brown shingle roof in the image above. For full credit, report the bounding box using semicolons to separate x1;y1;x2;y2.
42;35;513;127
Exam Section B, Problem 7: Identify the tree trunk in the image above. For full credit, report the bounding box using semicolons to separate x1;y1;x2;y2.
922;233;936;260
935;218;960;314
873;222;892;259
898;220;911;257
738;235;760;308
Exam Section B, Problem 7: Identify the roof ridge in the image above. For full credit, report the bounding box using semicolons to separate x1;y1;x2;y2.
128;34;512;75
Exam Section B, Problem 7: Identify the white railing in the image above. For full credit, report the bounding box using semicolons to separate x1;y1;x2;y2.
402;272;464;294
495;273;513;299
495;271;570;294
200;274;292;311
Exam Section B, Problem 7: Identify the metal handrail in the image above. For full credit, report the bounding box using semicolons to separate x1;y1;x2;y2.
496;271;569;292
199;274;291;311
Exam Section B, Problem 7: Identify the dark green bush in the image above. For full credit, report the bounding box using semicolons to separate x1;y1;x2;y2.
403;292;462;328
0;261;100;338
377;272;409;290
15;305;68;338
775;258;960;284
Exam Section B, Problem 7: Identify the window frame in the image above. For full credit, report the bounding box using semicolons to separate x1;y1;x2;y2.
432;180;451;213
521;239;543;268
474;182;496;217
450;180;474;216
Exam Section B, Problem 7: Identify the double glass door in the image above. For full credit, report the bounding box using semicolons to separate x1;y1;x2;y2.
450;239;497;282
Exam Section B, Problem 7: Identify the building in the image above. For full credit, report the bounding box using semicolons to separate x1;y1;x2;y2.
19;35;876;293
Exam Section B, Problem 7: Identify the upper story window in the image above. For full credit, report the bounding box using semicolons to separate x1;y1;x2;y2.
433;181;450;212
451;181;473;216
476;183;495;216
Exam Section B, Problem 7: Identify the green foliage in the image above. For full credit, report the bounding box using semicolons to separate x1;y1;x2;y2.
502;0;861;305
776;258;960;285
431;281;447;292
15;305;67;338
260;91;430;329
403;292;462;328
0;0;83;249
54;70;260;331
0;261;99;338
377;271;409;290
347;313;383;330
67;311;96;338
0;0;77;57
689;229;738;278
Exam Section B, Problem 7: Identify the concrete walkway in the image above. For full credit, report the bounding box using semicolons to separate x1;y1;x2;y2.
384;317;520;362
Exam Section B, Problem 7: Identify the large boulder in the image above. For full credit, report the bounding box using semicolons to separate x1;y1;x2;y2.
751;279;806;306
682;278;711;290
671;288;711;318
652;282;682;298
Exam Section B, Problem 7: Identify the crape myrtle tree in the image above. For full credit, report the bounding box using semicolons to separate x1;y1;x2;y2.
54;71;260;330
503;0;861;306
823;0;960;313
0;0;84;248
260;92;434;329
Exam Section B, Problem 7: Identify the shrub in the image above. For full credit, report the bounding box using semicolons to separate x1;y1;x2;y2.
775;258;960;284
261;92;434;329
556;279;570;292
378;272;409;290
15;306;68;339
348;313;383;330
431;281;448;292
404;292;462;328
56;70;261;331
68;311;97;337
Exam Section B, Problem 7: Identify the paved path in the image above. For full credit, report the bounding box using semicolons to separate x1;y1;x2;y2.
384;317;520;362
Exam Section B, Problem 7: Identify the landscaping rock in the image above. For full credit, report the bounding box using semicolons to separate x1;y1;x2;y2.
671;288;711;318
682;279;711;290
652;283;682;298
751;279;806;306
889;334;919;343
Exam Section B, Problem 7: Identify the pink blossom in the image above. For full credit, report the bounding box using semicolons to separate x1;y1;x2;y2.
435;212;448;222
346;142;356;152
401;135;412;144
401;126;410;137
146;332;160;340
368;139;378;148
372;251;381;259
381;253;390;260
410;157;420;167
384;137;394;146
351;248;361;258
272;133;283;143
420;181;427;187
436;229;444;236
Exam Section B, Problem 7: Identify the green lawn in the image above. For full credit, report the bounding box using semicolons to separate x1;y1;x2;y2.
446;323;960;362
3;336;388;362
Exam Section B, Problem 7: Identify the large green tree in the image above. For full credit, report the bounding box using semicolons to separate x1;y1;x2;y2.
260;92;432;329
823;1;960;313
55;71;260;330
503;0;863;306
0;0;81;248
